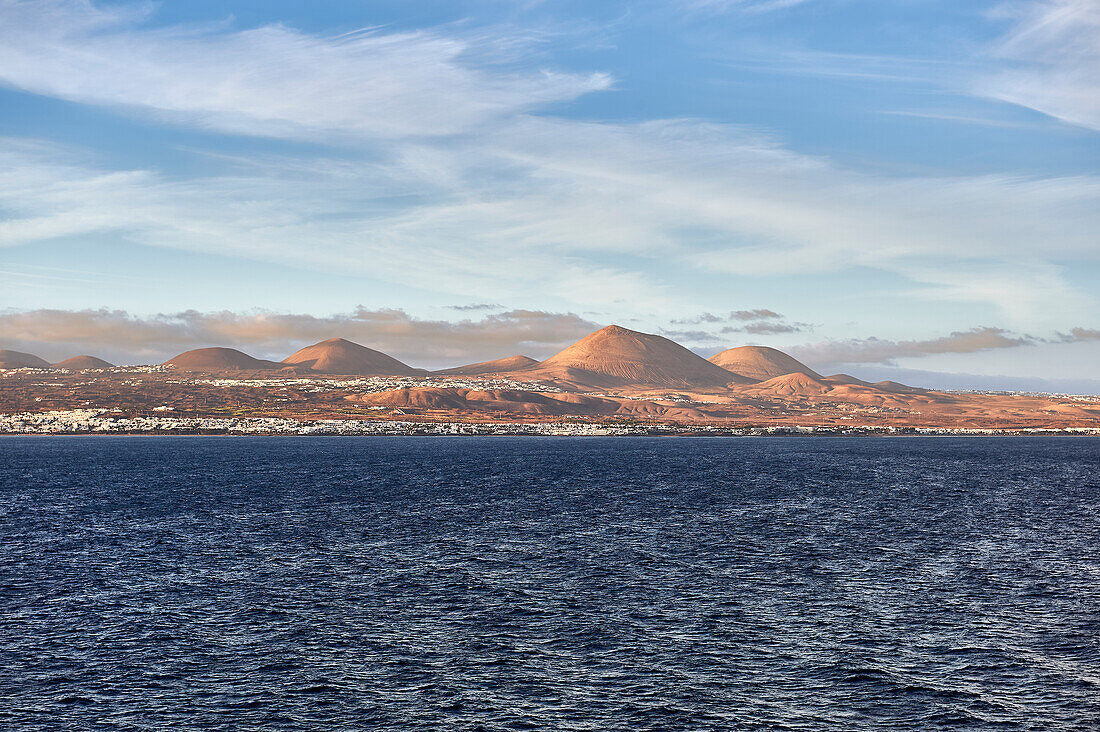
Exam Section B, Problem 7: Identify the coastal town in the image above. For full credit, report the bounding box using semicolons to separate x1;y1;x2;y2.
5;408;1099;437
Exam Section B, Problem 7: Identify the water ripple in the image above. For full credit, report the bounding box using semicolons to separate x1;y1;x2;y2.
1;435;1098;730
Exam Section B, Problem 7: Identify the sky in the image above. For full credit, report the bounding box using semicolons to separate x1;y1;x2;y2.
0;0;1098;390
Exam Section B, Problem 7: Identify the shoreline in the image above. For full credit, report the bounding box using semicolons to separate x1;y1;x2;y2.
5;409;1099;438
4;428;1098;438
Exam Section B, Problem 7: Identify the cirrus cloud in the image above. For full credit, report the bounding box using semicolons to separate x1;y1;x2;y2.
0;0;1096;337
979;0;1100;131
0;0;610;140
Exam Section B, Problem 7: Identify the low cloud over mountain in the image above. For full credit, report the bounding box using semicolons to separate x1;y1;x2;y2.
0;307;599;368
789;327;1034;365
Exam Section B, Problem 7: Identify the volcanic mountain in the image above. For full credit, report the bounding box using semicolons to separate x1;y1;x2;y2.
434;355;538;376
746;371;833;397
282;338;424;376
824;373;871;386
708;345;821;382
530;325;745;388
0;350;51;369
873;380;928;394
165;347;281;372
53;355;114;370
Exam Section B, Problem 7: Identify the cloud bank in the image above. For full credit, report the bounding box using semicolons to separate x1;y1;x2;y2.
789;327;1035;366
793;325;1100;367
4;306;1097;386
0;0;610;139
0;307;600;367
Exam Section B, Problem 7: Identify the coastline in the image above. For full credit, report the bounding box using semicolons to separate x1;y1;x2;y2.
3;415;1098;438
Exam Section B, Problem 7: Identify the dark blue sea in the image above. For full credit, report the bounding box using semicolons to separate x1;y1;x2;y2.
2;436;1099;730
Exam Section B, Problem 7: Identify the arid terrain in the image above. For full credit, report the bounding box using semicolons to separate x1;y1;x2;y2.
2;325;1099;432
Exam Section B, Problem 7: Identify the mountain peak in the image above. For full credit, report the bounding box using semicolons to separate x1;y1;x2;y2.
537;325;739;388
53;355;114;370
434;355;539;376
164;347;280;372
708;345;820;382
282;338;423;376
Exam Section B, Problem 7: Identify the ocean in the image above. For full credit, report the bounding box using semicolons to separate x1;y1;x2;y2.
2;436;1098;730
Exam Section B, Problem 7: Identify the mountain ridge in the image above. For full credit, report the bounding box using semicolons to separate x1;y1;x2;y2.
165;347;282;372
53;355;115;370
433;355;538;376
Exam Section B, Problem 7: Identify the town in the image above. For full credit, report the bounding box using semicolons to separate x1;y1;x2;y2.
4;408;1099;437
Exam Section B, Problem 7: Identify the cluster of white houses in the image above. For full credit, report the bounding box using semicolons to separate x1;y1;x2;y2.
2;410;1099;436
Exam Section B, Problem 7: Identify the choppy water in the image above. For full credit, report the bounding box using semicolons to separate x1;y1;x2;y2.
2;436;1099;730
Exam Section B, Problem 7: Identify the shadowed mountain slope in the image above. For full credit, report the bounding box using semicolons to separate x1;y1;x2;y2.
53;355;114;369
165;347;281;372
0;350;51;369
434;355;538;376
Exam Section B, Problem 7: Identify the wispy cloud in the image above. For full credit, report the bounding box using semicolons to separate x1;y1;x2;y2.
724;321;804;335
876;108;1052;131
1057;326;1100;341
0;136;674;308
659;328;721;343
671;308;782;325
676;0;813;14
0;0;609;140
979;0;1100;131
0;3;1097;330
731;308;782;320
668;308;805;337
1;116;1096;326
789;327;1035;366
712;0;1100;132
446;303;503;312
717;46;962;86
0;307;601;366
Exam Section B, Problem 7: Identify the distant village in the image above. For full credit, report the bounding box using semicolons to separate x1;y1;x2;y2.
4;409;1099;437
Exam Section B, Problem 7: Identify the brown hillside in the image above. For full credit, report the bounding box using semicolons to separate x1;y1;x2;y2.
53;355;115;370
531;325;743;388
824;373;871;385
874;380;927;394
282;338;424;376
352;387;710;420
0;350;51;369
708;346;821;381
739;371;944;408
165;347;281;372
746;372;832;397
434;355;539;376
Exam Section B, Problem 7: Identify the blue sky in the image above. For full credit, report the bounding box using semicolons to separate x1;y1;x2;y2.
0;0;1098;388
